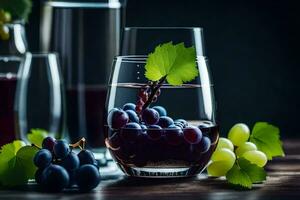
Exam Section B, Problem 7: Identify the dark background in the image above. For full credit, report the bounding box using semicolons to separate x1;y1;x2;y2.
27;0;299;138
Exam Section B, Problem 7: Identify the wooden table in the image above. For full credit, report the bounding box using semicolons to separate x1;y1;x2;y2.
0;140;299;200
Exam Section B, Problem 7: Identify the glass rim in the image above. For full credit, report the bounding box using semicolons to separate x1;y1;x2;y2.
114;55;208;63
124;27;203;31
25;52;59;57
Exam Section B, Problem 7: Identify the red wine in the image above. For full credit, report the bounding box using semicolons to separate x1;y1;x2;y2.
66;86;107;148
0;75;17;147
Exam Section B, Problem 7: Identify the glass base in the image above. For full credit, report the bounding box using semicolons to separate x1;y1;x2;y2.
118;164;205;178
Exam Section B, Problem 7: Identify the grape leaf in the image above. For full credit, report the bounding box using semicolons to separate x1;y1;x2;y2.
27;129;48;147
249;122;284;160
145;42;198;86
0;141;38;187
0;0;32;21
226;158;267;189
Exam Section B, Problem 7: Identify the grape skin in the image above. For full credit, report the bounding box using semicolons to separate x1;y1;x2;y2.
76;164;101;192
216;137;234;151
42;164;70;192
42;137;56;151
142;108;159;125
53;140;70;159
207;148;236;177
157;116;174;128
152;106;167;116
34;149;52;169
211;148;236;165
228;123;250;146
107;109;129;129
235;142;257;157
242;150;267;167
78;149;98;167
207;160;235;177
61;152;80;171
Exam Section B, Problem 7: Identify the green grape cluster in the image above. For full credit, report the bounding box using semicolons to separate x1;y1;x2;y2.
0;9;11;40
207;123;267;176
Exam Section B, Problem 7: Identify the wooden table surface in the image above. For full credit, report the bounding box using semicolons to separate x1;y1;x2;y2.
0;140;299;200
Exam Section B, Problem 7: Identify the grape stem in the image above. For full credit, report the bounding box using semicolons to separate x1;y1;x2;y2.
31;143;42;150
142;75;167;110
69;137;86;150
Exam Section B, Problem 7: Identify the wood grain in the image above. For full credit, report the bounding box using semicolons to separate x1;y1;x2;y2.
0;140;299;200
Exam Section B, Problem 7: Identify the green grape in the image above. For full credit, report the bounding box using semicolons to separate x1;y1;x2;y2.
207;160;234;177
211;148;236;165
235;142;257;157
0;24;9;40
242;150;267;167
0;10;11;23
228;123;250;146
216;137;234;151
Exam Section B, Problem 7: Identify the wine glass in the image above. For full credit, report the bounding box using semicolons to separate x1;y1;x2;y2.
0;56;23;147
104;54;219;177
15;53;66;142
121;27;205;56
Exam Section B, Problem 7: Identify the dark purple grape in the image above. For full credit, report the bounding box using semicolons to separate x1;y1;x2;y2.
125;110;139;123
174;119;188;128
78;149;98;167
157;116;174;128
53;140;70;159
34;149;52;168
76;164;101;192
61;152;80;171
123;103;136;111
140;124;147;133
35;168;46;184
147;125;162;140
142;108;159;125
42;164;70;192
107;109;129;129
120;122;142;142
194;136;211;153
183;126;203;144
174;122;184;129
165;125;183;145
42;136;56;151
152;106;167;116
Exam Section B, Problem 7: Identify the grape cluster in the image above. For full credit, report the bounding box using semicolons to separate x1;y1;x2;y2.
106;103;213;167
33;137;101;192
135;85;161;114
0;10;11;40
207;123;268;176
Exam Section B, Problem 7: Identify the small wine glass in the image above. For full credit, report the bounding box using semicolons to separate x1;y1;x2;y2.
104;55;219;178
15;53;66;142
0;56;23;147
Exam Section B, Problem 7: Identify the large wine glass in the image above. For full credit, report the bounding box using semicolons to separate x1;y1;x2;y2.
104;53;219;177
15;53;65;141
121;27;205;56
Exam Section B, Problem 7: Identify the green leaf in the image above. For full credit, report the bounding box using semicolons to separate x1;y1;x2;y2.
27;129;48;147
145;42;198;86
249;122;284;160
226;158;267;189
0;0;32;21
0;141;38;187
